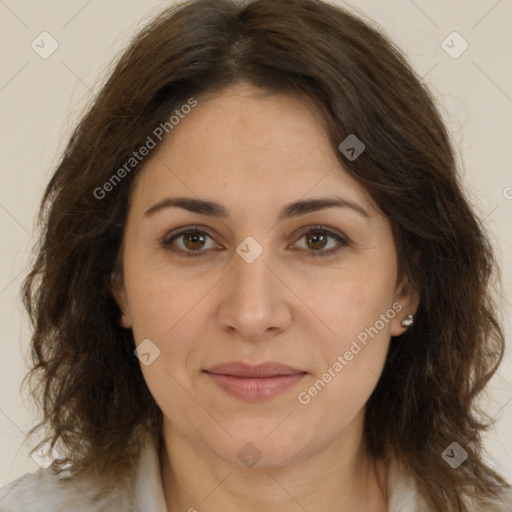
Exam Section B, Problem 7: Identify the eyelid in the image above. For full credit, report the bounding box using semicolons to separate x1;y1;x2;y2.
161;224;221;255
161;224;349;258
291;224;349;258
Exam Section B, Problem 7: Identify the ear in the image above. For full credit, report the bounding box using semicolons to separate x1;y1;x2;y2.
390;275;420;337
110;267;132;329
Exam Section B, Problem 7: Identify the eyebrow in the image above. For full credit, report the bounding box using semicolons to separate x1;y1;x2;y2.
144;195;370;222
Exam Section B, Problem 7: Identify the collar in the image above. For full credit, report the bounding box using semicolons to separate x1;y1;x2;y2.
131;432;168;512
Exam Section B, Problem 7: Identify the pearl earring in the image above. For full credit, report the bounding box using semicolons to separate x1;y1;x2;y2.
401;314;414;327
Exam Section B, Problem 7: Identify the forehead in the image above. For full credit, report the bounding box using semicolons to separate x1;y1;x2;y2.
131;84;376;216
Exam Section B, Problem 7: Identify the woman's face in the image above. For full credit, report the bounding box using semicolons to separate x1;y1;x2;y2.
112;83;417;468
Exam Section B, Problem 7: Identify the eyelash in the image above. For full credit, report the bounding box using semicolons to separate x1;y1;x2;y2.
161;224;348;259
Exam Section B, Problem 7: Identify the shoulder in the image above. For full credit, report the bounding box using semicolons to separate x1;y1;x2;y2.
0;431;164;512
0;466;133;512
387;457;512;512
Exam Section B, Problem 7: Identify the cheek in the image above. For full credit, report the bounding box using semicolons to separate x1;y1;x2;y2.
124;260;221;396
303;260;396;347
125;267;210;419
294;260;396;402
124;249;214;339
295;298;393;430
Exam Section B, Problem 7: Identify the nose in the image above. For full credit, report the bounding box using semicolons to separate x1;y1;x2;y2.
216;241;292;342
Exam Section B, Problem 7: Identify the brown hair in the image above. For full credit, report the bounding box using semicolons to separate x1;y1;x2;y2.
22;0;509;510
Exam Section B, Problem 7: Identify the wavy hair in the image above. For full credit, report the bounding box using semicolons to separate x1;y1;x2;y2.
21;0;508;510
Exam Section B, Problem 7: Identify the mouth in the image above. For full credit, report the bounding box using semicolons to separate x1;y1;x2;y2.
203;362;307;402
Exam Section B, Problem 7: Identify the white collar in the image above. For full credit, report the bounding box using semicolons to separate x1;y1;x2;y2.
131;433;168;512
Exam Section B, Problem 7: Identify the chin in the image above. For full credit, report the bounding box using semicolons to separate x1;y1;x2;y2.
200;422;320;469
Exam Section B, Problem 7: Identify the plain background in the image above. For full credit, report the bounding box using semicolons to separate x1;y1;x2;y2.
0;0;511;487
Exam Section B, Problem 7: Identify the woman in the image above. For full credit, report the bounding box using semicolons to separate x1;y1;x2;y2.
0;0;510;510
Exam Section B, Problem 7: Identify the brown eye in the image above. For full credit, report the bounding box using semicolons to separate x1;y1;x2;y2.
162;226;219;257
305;231;328;250
294;226;348;258
181;231;207;251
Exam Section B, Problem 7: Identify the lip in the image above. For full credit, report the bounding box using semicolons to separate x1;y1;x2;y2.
204;362;307;402
206;362;304;377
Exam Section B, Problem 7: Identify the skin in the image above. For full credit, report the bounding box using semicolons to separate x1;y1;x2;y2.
112;82;419;512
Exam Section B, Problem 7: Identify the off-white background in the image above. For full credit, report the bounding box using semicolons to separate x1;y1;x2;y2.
1;0;511;489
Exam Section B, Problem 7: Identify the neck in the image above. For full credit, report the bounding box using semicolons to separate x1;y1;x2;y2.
160;412;389;512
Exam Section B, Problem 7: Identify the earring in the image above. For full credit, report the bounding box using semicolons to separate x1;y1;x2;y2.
121;313;132;329
401;314;414;327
